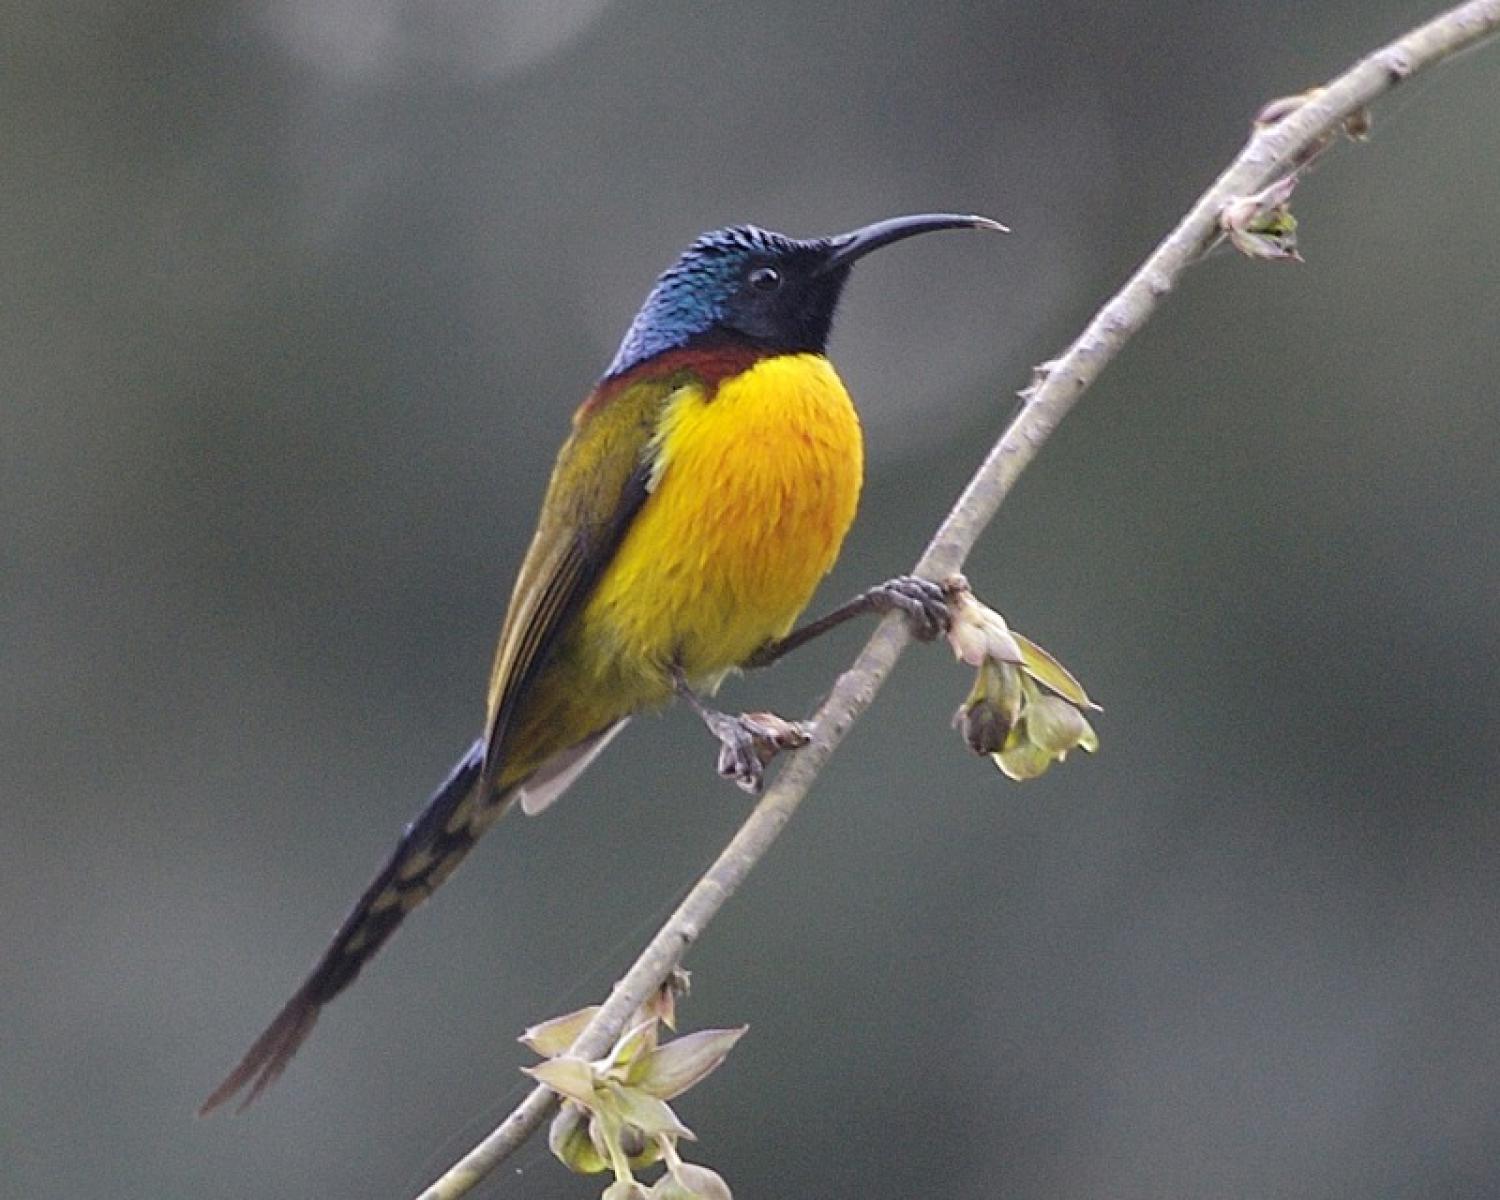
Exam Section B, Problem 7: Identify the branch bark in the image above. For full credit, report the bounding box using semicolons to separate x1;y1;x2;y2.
416;4;1500;1195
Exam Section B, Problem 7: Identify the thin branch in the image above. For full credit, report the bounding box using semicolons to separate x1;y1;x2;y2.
415;4;1500;1196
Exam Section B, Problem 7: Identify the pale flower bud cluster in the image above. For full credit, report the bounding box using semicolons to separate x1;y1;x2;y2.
1220;176;1302;263
522;975;742;1199
943;578;1100;781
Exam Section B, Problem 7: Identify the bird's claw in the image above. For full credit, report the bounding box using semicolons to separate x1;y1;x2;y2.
707;711;811;794
868;575;952;642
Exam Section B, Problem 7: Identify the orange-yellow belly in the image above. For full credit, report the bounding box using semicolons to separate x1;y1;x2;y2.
580;352;863;690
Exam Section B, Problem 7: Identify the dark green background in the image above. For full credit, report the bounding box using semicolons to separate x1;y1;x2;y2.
6;2;1499;1197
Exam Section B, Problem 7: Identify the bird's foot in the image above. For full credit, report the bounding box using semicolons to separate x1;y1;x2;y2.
864;575;953;642
704;710;811;794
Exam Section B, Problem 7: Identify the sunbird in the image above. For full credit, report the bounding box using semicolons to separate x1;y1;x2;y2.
201;212;1006;1114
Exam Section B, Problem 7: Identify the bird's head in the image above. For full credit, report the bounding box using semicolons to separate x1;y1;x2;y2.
605;213;1007;378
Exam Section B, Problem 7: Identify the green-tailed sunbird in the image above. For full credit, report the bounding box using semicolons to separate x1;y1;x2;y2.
201;213;1005;1113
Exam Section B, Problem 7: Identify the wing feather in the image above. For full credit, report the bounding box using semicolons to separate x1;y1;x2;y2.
479;378;678;792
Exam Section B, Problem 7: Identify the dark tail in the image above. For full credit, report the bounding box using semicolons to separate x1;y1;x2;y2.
200;738;501;1114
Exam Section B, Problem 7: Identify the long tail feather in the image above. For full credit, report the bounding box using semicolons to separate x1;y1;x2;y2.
200;738;500;1114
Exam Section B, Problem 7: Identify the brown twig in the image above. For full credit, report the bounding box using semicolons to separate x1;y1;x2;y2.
415;4;1500;1195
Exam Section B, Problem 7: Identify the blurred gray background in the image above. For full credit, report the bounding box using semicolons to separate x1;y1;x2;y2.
5;2;1499;1197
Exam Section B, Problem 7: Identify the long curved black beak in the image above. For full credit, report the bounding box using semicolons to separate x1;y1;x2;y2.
816;212;1008;275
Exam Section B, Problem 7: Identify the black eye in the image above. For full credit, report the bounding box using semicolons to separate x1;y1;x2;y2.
747;265;782;292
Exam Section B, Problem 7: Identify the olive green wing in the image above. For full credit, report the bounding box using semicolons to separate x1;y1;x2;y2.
480;376;676;793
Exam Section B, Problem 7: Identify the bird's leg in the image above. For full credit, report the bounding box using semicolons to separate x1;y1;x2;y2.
744;574;952;670
671;669;811;794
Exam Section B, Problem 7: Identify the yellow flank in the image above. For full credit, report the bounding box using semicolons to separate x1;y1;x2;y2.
586;352;863;685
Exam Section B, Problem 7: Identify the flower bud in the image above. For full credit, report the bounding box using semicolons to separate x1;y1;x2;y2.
550;1103;609;1175
524;1055;601;1108
629;1026;747;1100
996;737;1057;781
1221;177;1302;263
1025;695;1099;757
645;969;691;1032
945;585;1023;668
954;659;1023;756
650;1163;734;1200
522;1005;601;1056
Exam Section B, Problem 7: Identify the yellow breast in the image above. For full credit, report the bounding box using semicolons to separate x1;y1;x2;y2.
582;353;863;685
